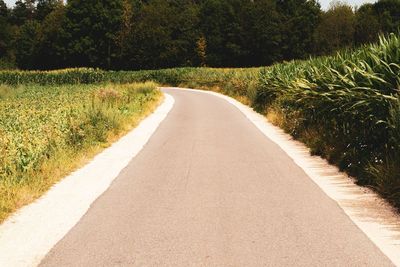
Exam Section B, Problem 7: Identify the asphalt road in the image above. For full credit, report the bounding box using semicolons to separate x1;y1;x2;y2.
40;88;394;266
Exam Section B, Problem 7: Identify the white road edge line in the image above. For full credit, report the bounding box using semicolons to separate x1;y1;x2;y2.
0;93;175;267
165;87;400;266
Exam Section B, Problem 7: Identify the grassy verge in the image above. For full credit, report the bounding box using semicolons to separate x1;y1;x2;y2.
0;82;161;222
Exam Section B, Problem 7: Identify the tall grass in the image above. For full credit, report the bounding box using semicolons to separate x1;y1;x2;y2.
253;34;400;207
0;82;160;221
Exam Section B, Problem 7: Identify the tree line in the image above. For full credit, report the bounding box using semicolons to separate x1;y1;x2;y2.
0;0;399;70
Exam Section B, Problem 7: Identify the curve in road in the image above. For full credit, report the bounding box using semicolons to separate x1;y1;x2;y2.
40;88;394;266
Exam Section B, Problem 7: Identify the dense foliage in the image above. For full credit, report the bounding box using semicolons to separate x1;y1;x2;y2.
256;35;400;190
0;0;399;70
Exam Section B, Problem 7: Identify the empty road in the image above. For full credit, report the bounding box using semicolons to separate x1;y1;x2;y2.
40;88;393;266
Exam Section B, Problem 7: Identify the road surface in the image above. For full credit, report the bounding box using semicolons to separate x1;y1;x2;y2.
40;88;394;266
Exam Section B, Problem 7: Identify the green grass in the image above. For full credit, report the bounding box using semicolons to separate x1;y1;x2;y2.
0;82;161;222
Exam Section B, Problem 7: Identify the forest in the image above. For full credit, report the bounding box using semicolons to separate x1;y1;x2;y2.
0;0;399;70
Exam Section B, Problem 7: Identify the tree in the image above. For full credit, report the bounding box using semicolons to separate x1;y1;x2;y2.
115;0;134;67
373;0;400;34
0;0;8;18
354;0;400;46
195;35;207;67
199;0;244;67
35;3;66;69
126;0;199;69
277;0;322;59
10;0;36;26
314;1;355;55
61;0;124;69
36;0;62;21
0;0;10;59
355;4;380;45
15;20;40;69
242;0;283;66
3;0;392;70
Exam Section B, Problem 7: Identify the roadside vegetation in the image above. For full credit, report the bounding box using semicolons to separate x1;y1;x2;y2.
0;0;398;229
0;82;161;222
176;35;400;210
257;34;400;208
2;34;399;211
166;35;400;210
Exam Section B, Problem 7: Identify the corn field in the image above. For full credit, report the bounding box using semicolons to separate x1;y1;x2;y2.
254;34;400;207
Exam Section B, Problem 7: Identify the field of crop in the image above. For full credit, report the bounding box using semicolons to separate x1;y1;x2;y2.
256;34;400;206
0;34;399;213
0;82;161;221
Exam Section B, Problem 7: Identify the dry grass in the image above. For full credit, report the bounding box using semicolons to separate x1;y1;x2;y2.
0;82;162;222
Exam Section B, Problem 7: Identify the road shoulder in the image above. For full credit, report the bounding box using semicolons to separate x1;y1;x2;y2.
0;93;174;267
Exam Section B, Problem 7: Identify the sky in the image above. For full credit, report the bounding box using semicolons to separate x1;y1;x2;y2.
319;0;376;9
3;0;377;10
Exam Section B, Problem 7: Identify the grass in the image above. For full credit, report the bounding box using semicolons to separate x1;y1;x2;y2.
0;82;161;222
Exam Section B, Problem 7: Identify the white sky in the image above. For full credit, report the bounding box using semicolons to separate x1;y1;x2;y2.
3;0;377;10
319;0;376;9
